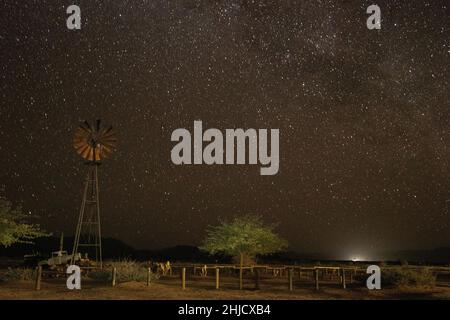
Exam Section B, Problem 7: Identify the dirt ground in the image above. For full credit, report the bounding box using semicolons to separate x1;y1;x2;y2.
1;276;450;300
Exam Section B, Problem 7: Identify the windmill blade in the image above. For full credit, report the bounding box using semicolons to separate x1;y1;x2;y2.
100;144;113;152
100;145;114;158
99;128;115;141
101;137;117;146
99;128;117;150
89;147;97;162
94;147;101;161
81;121;92;132
73;132;89;144
102;142;116;150
75;129;91;142
73;137;87;147
75;144;89;155
74;130;87;140
101;132;117;140
81;146;92;160
102;125;114;136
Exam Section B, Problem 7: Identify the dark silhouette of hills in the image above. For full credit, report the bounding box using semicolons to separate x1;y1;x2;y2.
260;251;321;264
134;245;225;263
0;236;221;263
0;236;449;264
381;247;450;264
0;236;135;260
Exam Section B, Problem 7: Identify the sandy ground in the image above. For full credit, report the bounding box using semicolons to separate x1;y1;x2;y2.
1;276;449;300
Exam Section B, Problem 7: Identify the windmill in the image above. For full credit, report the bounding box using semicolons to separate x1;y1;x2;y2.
71;119;117;268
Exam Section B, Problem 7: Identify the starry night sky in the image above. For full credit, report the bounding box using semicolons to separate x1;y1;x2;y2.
1;0;449;259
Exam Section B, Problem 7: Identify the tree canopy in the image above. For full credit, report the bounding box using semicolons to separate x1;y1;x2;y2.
200;214;287;262
0;197;48;247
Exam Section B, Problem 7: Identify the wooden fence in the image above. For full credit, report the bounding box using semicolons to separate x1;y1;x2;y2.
33;263;450;291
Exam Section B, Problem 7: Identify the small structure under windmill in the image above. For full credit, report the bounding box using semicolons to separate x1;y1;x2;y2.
71;120;117;269
38;232;75;268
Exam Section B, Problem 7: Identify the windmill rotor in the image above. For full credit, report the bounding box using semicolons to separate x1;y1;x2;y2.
73;119;117;162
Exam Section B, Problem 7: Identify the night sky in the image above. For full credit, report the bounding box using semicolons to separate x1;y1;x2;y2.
1;0;449;260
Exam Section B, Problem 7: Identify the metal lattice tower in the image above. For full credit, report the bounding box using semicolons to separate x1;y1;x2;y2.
72;164;102;268
71;120;117;269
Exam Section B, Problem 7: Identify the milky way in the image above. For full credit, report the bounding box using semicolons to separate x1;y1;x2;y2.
0;0;449;259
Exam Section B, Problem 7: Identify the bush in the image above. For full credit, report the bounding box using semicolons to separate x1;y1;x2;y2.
88;260;158;283
0;267;36;282
383;268;436;288
87;269;111;282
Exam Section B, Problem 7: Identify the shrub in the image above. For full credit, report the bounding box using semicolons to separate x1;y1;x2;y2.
88;260;158;283
382;268;436;288
87;269;111;282
110;260;153;283
0;267;36;282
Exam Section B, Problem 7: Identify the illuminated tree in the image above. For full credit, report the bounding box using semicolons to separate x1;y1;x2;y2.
200;214;287;289
0;196;48;247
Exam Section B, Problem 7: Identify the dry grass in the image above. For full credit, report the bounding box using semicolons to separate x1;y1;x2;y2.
382;268;436;289
0;268;36;282
0;263;449;300
0;275;449;300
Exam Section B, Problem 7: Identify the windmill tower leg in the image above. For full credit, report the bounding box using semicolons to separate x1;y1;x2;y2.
94;165;103;269
71;170;89;265
71;164;103;269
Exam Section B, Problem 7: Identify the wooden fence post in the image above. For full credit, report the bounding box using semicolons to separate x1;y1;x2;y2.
181;267;186;290
288;269;293;291
239;268;243;290
112;267;117;287
35;266;42;291
239;253;243;290
147;267;152;286
254;269;261;290
314;268;319;290
342;269;346;289
215;268;220;290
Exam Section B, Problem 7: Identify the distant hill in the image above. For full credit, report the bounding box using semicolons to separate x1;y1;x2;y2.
381;247;450;264
259;251;321;264
0;236;135;260
0;236;221;263
134;245;224;263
